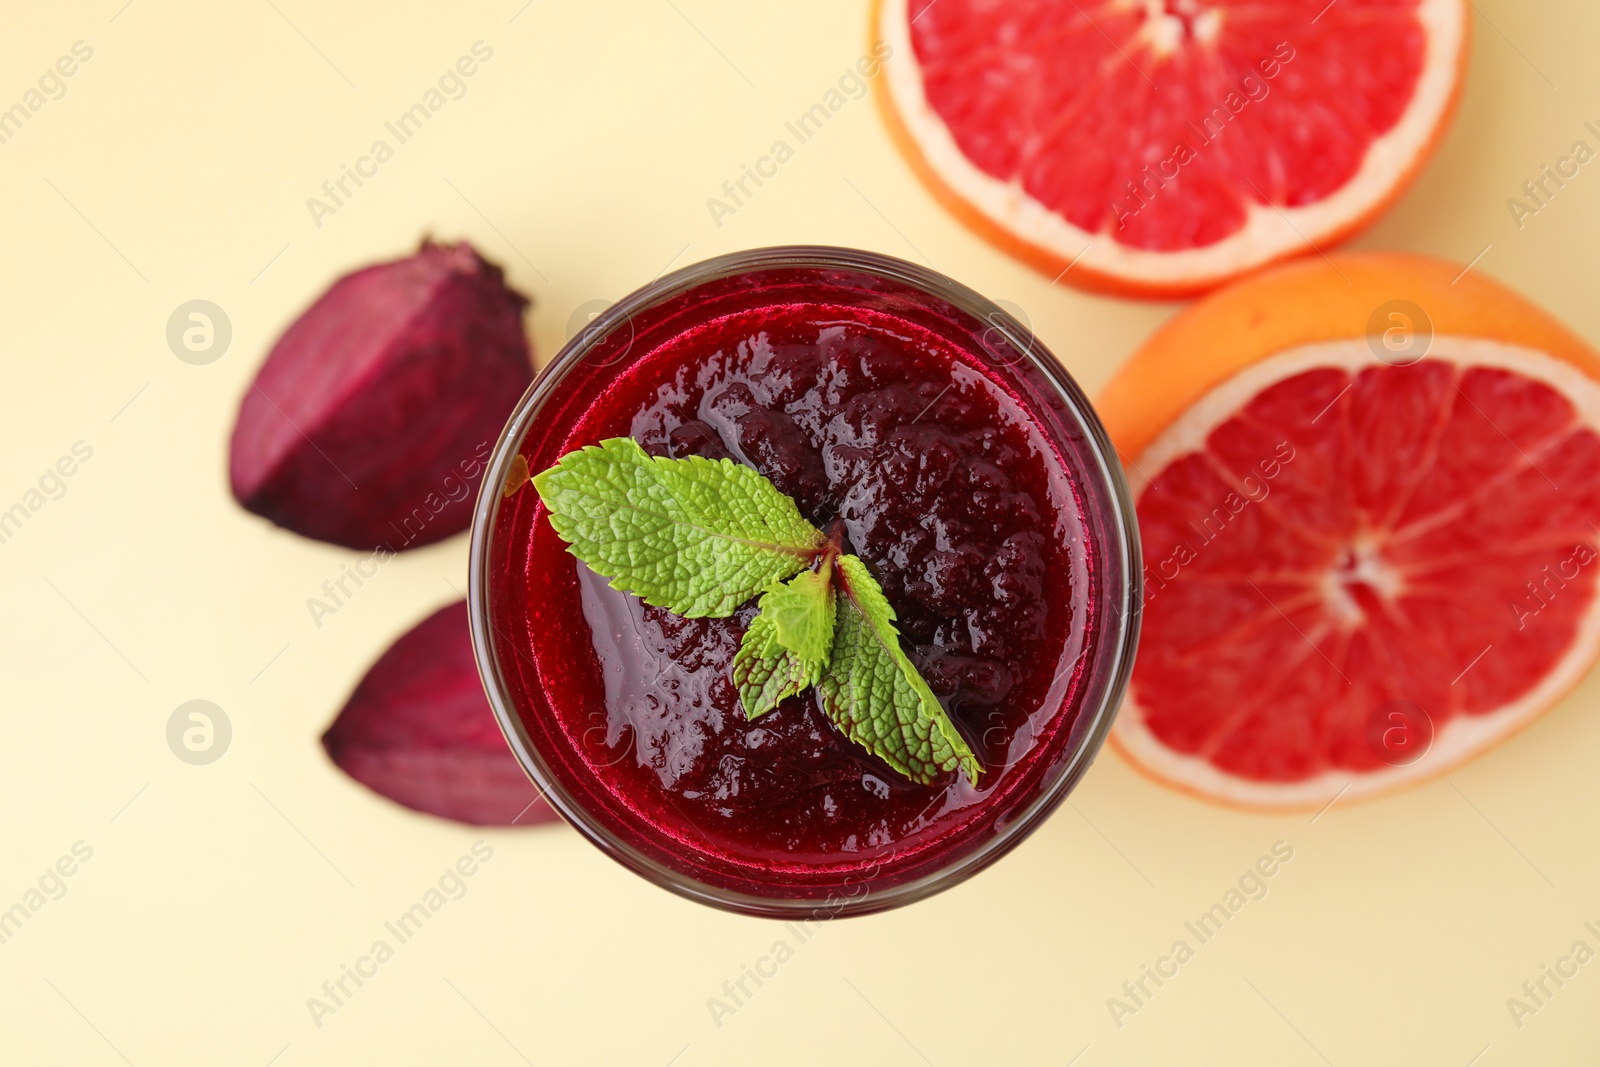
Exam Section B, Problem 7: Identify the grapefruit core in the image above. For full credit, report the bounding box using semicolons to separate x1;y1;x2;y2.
875;0;1470;298
1100;254;1600;808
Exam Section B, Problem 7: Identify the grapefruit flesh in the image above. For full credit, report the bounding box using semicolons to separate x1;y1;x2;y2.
876;0;1469;297
1103;256;1600;807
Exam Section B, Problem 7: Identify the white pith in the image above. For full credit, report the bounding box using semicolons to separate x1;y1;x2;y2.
879;0;1466;289
1115;339;1600;808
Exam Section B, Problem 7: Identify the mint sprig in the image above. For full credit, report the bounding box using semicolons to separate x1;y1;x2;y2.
820;555;982;786
732;608;815;720
534;437;982;787
734;561;835;720
531;437;826;618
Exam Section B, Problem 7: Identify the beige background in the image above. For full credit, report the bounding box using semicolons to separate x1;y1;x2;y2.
1;1;1596;1063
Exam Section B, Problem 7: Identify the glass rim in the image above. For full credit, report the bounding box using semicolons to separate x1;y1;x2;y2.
467;244;1143;919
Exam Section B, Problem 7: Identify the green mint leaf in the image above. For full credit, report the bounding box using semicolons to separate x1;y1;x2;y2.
733;611;811;720
761;561;836;667
532;437;827;618
733;562;836;720
817;555;982;786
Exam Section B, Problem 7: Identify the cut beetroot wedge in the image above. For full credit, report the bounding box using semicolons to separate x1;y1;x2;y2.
231;240;533;551
322;600;558;827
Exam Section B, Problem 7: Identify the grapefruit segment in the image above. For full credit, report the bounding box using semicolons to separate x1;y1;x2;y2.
1103;257;1600;807
876;0;1469;296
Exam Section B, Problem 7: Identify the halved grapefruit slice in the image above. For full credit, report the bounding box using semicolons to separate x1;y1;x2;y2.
1100;254;1600;808
875;0;1470;298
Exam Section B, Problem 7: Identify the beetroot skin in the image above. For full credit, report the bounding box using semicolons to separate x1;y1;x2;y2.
230;240;533;551
322;600;558;826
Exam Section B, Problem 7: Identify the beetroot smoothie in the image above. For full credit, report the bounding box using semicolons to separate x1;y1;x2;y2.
470;248;1138;916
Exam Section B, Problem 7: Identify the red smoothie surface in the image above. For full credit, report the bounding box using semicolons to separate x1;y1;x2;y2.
485;264;1113;900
